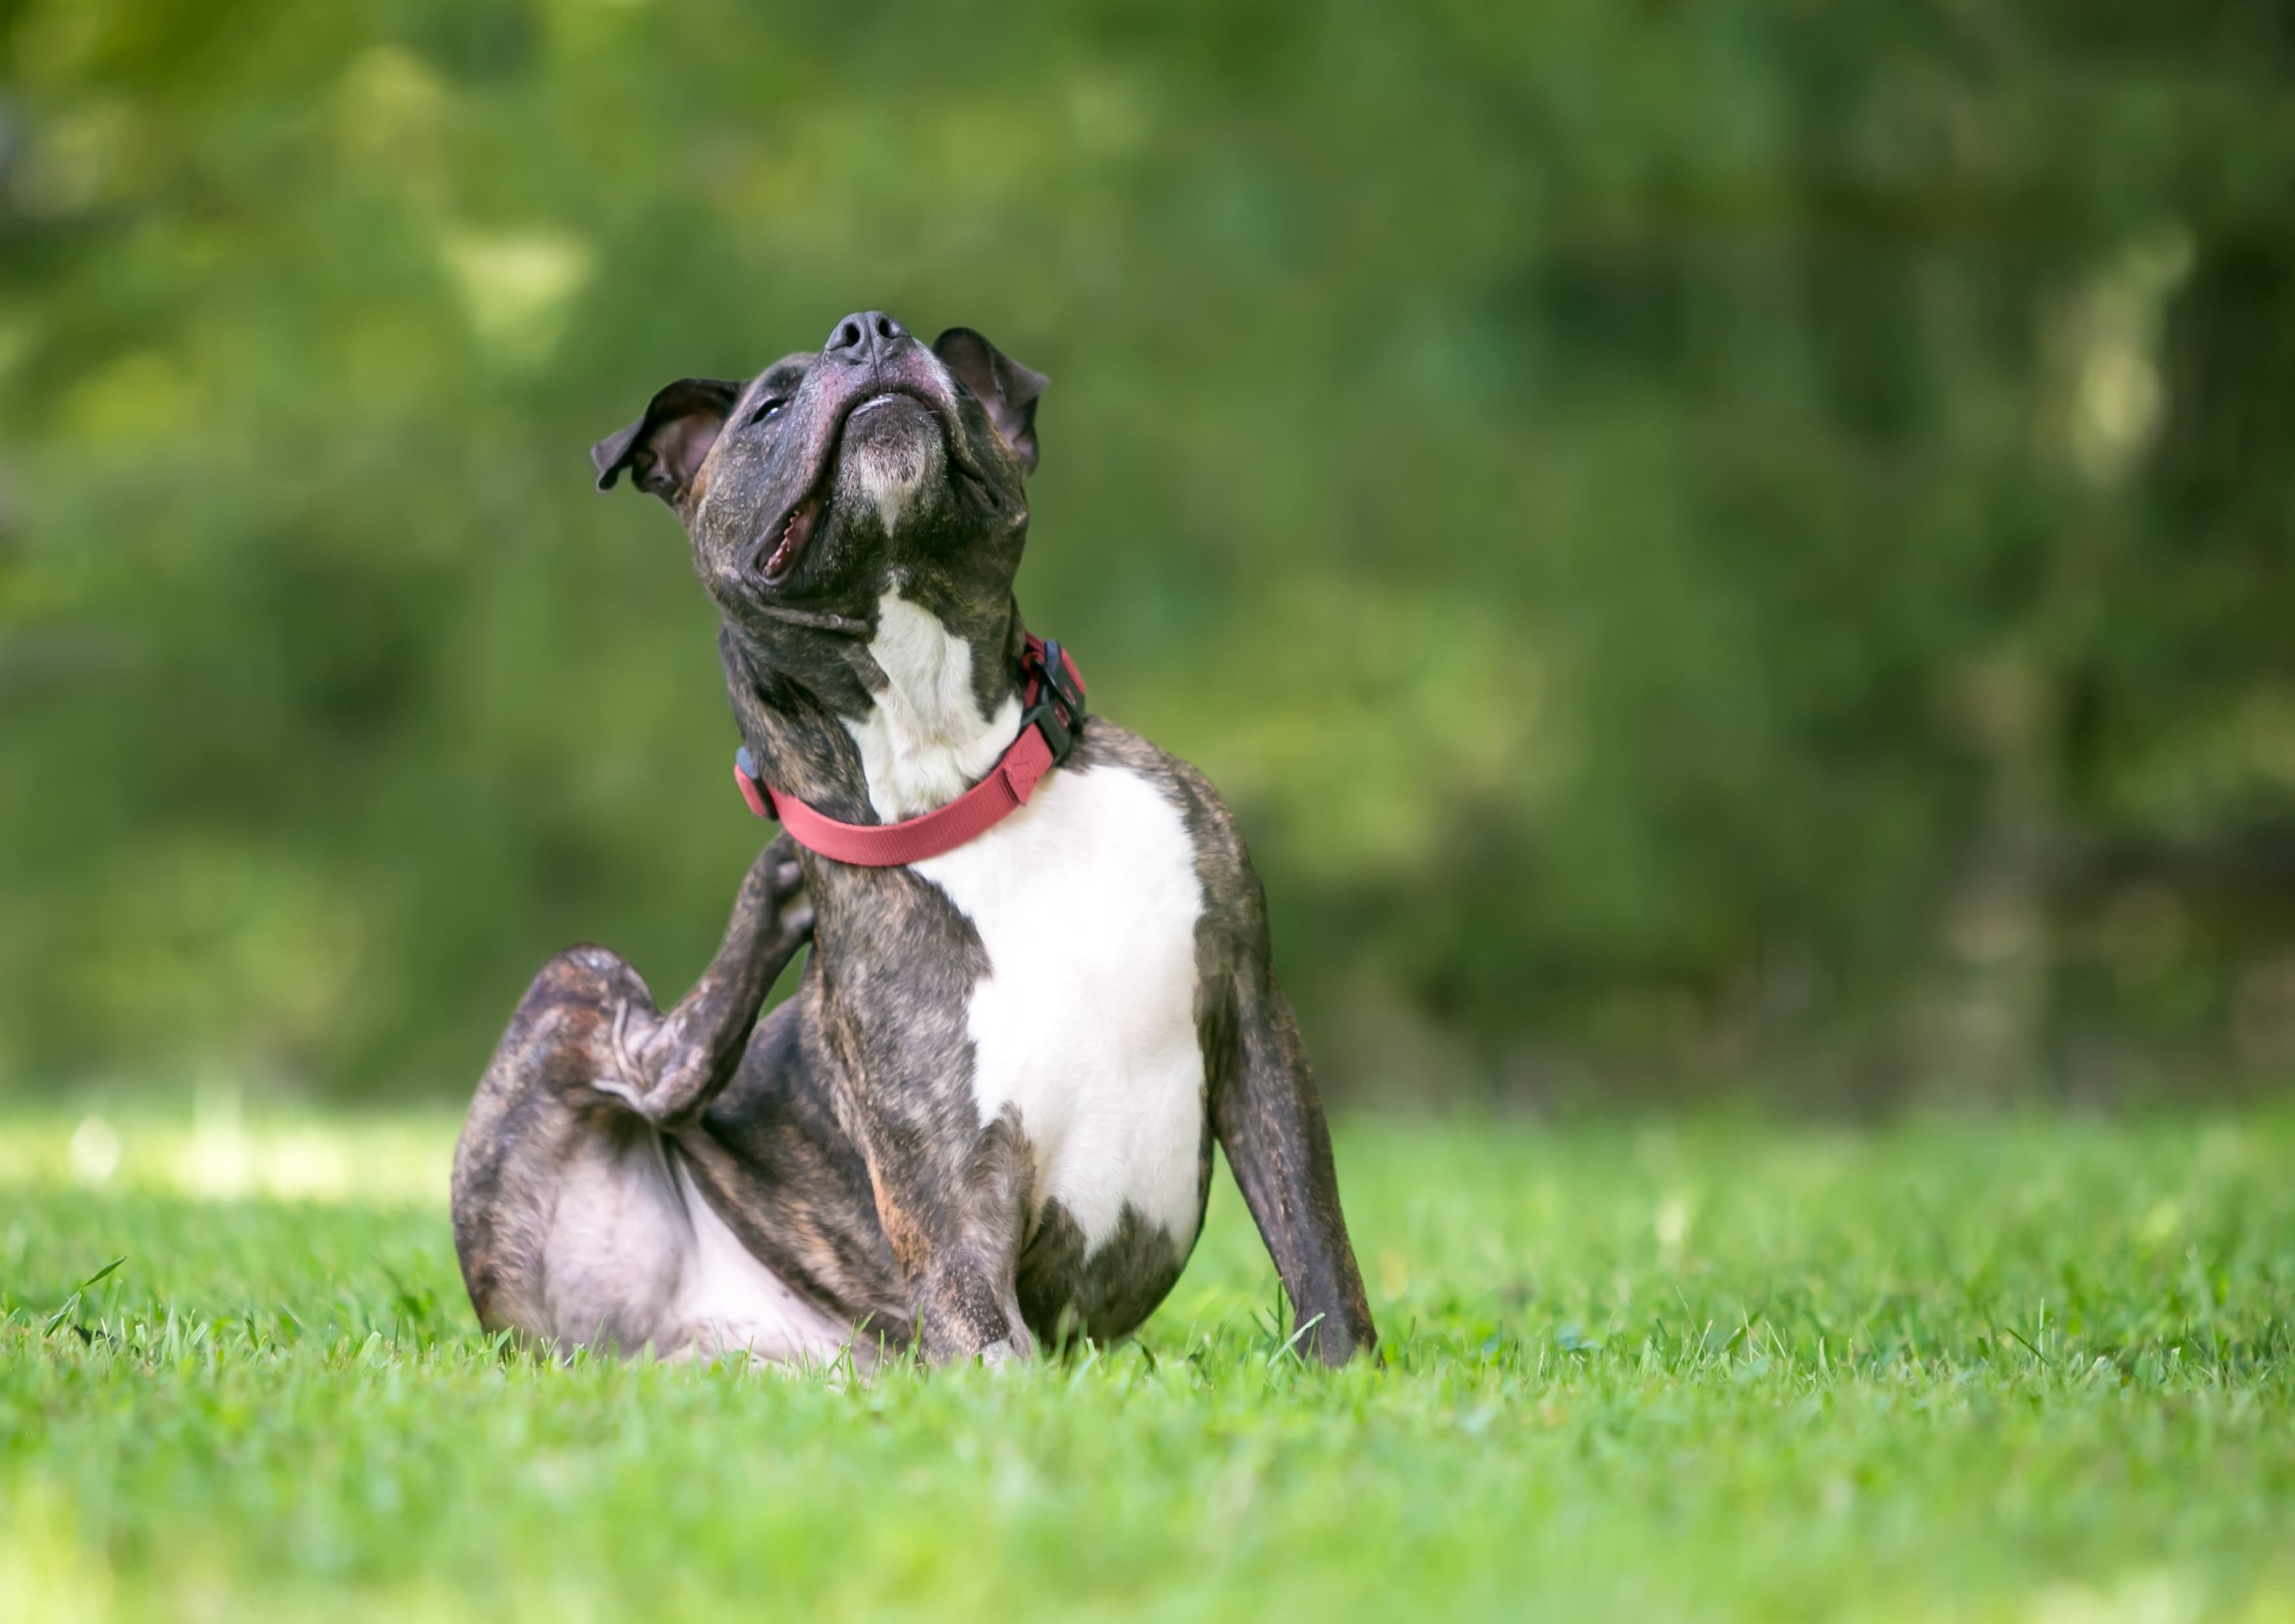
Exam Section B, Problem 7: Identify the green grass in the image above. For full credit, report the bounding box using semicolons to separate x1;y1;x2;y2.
5;1107;2294;1622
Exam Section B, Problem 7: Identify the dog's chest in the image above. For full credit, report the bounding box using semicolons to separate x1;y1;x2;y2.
913;762;1207;1254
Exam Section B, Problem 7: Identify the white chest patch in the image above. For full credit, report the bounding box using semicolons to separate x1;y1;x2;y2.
915;764;1209;1254
844;592;1022;820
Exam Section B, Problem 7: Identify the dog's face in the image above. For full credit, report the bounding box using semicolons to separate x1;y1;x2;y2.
591;313;1045;651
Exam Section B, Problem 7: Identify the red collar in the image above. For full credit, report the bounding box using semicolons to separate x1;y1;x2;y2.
733;634;1086;867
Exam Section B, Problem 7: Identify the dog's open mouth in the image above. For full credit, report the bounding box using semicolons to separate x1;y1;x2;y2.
761;487;826;581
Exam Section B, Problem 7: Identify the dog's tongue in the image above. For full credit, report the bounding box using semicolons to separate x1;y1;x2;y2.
764;490;825;578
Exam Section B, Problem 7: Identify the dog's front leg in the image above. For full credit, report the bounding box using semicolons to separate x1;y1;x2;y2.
1212;923;1379;1366
858;1102;1037;1366
595;833;813;1126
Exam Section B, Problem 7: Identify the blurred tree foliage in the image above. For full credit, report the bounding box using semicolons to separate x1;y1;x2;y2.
3;0;2294;1103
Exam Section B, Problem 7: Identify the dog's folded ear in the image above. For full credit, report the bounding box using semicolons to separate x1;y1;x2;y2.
591;378;743;505
931;329;1046;477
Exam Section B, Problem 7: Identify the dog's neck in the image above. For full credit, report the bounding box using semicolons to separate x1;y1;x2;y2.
839;590;1026;820
722;592;1027;827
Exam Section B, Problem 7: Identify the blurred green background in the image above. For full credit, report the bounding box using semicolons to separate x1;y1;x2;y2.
3;0;2293;1110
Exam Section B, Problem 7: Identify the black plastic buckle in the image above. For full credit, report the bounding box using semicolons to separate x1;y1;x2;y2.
1021;638;1085;766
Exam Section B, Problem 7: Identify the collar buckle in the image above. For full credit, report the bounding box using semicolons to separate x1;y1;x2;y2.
1019;637;1086;766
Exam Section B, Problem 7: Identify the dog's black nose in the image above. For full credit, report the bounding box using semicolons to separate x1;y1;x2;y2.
823;310;908;367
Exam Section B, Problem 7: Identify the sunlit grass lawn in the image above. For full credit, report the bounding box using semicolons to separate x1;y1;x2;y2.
5;1103;2294;1622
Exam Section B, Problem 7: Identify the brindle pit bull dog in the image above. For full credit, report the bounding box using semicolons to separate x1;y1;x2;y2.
450;311;1376;1368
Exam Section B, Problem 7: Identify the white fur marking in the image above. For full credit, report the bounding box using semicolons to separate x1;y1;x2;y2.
845;404;933;537
860;452;923;536
916;765;1207;1253
844;592;1022;820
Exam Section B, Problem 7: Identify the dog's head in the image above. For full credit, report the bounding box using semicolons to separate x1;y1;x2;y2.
591;312;1044;657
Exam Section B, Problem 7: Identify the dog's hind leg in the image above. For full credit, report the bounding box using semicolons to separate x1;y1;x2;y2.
449;835;816;1353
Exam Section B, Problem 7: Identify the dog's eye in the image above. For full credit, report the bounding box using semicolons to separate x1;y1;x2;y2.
747;396;788;427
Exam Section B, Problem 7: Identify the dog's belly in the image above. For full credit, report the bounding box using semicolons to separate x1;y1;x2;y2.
538;1126;850;1364
914;760;1208;1257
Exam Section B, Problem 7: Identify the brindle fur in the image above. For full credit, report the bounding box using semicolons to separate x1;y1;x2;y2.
450;312;1376;1366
